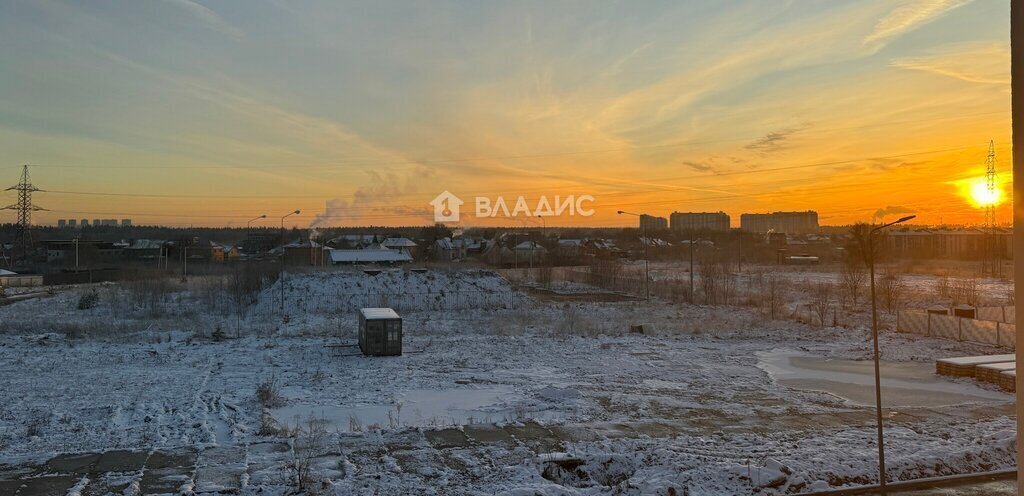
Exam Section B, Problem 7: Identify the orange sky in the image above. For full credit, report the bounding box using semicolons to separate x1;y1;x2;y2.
0;1;1011;228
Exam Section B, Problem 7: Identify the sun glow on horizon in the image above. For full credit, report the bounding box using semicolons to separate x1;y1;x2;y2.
963;176;1004;208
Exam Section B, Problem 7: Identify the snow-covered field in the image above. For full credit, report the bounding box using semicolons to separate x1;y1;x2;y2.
0;268;1015;495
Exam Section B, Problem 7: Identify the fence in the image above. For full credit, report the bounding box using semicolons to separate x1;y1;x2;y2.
897;310;1016;349
976;306;1015;324
0;274;43;287
250;290;523;317
500;267;700;302
42;268;177;286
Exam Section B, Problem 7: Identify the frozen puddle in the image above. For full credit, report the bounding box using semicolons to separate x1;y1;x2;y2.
758;351;1012;407
273;387;529;431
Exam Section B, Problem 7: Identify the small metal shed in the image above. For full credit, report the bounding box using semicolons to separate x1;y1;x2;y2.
358;307;402;356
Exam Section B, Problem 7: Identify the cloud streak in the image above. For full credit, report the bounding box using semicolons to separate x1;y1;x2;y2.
162;0;244;40
864;0;971;46
745;124;810;153
891;41;1009;85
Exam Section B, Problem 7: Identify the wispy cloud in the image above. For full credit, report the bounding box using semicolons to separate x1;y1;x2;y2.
162;0;244;40
745;124;810;153
864;0;971;46
681;161;714;173
891;41;1009;84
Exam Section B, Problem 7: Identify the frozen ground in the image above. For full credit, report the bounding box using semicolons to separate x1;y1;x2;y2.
0;269;1016;495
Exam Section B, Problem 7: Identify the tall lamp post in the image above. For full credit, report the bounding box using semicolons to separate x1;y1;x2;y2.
279;210;301;314
689;231;695;302
865;214;915;494
616;211;650;299
248;214;267;230
280;210;300;233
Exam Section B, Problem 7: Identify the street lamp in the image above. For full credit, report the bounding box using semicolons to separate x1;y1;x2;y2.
279;210;300;314
280;210;300;232
248;214;267;230
865;214;915;494
182;245;190;281
617;210;650;299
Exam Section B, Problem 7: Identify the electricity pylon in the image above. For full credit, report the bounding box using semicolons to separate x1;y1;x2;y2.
982;141;999;276
3;165;45;264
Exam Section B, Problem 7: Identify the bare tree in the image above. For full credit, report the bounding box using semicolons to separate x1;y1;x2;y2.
839;256;866;307
811;281;834;327
536;261;554;289
950;276;979;306
718;261;736;306
765;275;785;320
291;416;328;494
878;271;904;314
699;260;721;305
588;258;623;291
935;275;951;300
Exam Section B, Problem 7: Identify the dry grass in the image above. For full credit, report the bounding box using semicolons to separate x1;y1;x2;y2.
256;377;286;408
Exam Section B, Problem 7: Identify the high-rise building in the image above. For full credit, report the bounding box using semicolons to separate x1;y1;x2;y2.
639;214;668;231
80;219;89;227
121;219;132;227
739;211;818;233
670;211;730;232
68;219;77;228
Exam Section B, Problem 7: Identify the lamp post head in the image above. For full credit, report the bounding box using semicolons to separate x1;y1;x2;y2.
616;210;625;215
294;210;301;215
260;214;267;219
896;215;916;224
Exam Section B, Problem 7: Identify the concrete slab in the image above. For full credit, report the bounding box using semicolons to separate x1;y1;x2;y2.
45;453;99;474
0;465;42;482
197;446;246;466
0;480;23;496
81;474;134;496
193;465;245;494
15;475;79;496
139;467;192;495
146;447;199;470
94;450;149;473
248;442;290;455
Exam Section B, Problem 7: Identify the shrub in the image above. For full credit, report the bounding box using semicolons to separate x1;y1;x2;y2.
77;291;99;310
256;377;285;408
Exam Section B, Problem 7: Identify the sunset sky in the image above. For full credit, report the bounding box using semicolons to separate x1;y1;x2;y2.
0;0;1011;228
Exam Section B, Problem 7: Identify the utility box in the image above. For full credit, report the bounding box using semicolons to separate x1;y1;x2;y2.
359;308;402;356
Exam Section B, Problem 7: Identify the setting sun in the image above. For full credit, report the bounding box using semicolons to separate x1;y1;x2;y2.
965;177;1003;208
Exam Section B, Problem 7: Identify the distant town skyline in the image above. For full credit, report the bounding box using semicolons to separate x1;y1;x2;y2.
0;1;1011;228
